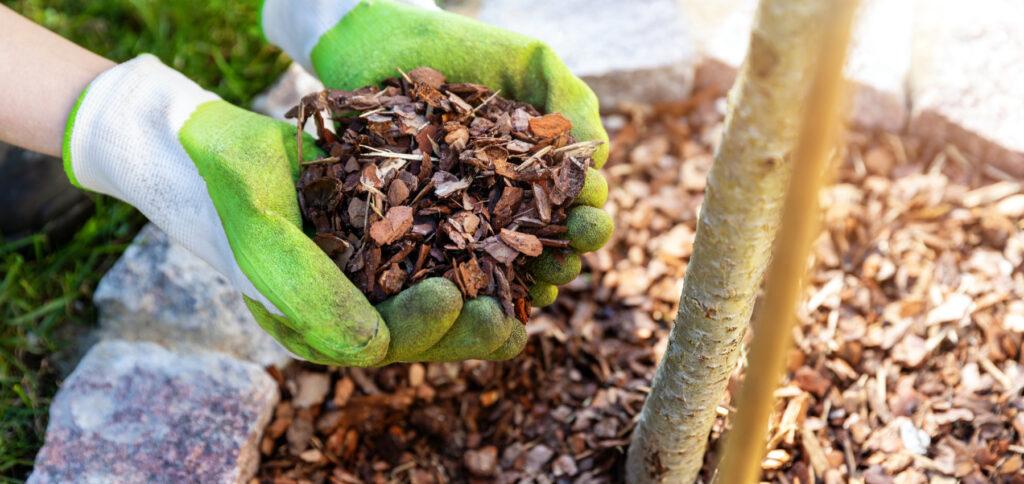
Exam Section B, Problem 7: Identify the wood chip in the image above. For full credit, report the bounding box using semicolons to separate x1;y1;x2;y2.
369;206;413;245
528;113;573;138
499;229;544;257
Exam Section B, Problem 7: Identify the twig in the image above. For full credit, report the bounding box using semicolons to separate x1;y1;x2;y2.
396;66;413;84
361;146;440;162
472;89;502;114
296;102;305;164
358;107;388;118
300;156;341;166
554;140;604;156
539;238;571;249
516;145;552;172
977;352;1014;391
408;180;435;207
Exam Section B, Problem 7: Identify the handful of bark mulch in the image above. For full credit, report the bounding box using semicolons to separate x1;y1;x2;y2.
288;67;597;321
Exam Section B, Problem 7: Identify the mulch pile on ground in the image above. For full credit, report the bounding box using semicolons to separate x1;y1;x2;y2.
257;87;1024;483
290;67;592;320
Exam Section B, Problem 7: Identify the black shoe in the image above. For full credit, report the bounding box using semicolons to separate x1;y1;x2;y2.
0;142;94;244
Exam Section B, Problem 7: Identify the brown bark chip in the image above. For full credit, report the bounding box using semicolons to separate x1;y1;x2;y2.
369;206;413;245
499;229;543;257
528;113;573;138
290;67;596;317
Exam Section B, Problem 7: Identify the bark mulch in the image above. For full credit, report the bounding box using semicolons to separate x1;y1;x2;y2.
255;88;1024;484
291;67;592;318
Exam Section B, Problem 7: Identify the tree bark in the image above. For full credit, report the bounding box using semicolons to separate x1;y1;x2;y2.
625;1;832;482
717;1;857;481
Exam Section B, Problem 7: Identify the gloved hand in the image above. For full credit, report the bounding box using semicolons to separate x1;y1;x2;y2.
63;55;523;365
262;0;615;308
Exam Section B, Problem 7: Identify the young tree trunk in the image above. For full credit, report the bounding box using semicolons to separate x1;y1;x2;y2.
716;1;857;481
626;1;833;482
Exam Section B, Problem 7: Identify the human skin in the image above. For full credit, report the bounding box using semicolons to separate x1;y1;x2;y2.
0;5;114;157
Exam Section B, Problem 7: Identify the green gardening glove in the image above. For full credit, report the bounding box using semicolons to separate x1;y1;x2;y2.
263;0;615;313
62;55;522;366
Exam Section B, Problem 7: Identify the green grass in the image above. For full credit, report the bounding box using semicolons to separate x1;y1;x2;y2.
0;199;142;480
0;1;290;480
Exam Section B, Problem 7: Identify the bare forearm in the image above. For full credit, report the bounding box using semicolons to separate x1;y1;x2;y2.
0;5;114;157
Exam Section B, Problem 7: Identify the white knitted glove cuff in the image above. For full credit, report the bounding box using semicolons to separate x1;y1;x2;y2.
262;0;441;74
66;54;280;314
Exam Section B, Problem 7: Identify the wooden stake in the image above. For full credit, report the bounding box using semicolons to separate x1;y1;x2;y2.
626;1;850;481
715;1;858;483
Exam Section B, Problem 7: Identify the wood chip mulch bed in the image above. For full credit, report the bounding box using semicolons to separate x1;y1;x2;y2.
255;88;1024;484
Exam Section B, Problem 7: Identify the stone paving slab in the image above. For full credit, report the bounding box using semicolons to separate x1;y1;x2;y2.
685;0;913;132
476;0;696;108
908;0;1024;178
94;224;292;367
29;340;278;484
844;0;913;133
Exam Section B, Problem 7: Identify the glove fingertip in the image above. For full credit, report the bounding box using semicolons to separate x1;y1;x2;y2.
568;118;609;171
586;128;610;169
567;205;614;253
528;249;582;286
416;297;512;362
377;277;463;362
574;167;609;208
484;322;528;361
528;283;558;308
